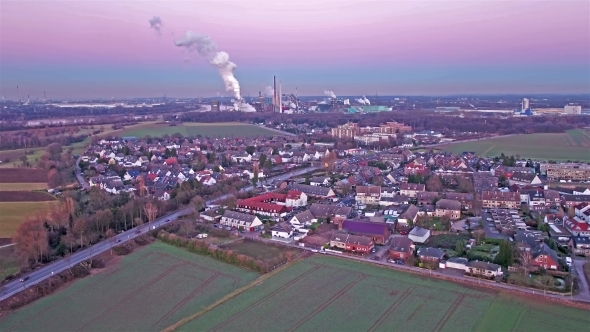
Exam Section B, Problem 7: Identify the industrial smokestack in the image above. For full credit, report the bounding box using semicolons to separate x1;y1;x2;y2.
279;81;282;113
272;76;278;112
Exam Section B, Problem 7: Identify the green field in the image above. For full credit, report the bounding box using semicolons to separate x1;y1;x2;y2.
222;239;301;261
444;129;590;161
177;255;590;332
0;202;57;238
119;122;280;138
0;242;259;331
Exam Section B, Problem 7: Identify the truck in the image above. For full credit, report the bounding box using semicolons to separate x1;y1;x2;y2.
197;233;208;238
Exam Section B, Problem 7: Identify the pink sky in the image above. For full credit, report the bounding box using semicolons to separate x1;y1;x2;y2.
1;0;589;97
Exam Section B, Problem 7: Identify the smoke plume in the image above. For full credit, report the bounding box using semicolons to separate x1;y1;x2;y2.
356;96;370;105
234;102;256;112
263;86;274;97
324;90;336;99
175;31;241;100
148;16;163;34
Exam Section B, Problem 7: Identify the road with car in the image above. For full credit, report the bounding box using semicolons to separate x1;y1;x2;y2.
0;165;320;302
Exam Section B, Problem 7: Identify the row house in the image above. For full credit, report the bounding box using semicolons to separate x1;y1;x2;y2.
561;195;590;208
435;199;462;220
220;210;263;232
340;220;390;245
290;183;335;198
404;160;427;175
570;236;590;257
399;183;425;198
444;192;474;210
329;232;374;254
416;191;439;206
355;185;381;205
481;191;520;209
541;163;590;181
564;217;590;237
509;172;543;187
575;203;590;222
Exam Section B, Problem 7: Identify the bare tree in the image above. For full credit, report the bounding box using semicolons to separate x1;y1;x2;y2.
191;195;205;212
519;250;532;277
536;275;555;295
14;217;49;266
143;202;159;227
180;219;195;237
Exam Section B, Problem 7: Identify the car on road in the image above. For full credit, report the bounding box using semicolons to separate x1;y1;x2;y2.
19;276;29;282
166;219;170;222
135;230;141;234
116;239;122;243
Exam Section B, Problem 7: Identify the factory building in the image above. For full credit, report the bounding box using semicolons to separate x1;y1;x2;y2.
564;105;582;114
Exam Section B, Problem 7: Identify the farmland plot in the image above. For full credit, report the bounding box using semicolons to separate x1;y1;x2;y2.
178;255;590;332
0;242;259;331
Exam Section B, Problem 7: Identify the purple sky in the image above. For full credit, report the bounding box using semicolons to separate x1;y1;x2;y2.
1;0;589;99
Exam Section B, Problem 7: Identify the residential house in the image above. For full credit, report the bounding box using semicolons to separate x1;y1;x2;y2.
509;172;543;186
271;223;294;239
290;183;335;198
564;217;590;237
400;183;425;198
561;195;590;208
481;191;520;209
409;226;430;243
310;177;330;186
435;199;462;220
417;247;445;263
570;236;590;257
445;257;468;270
355;185;381;205
220;211;262;231
308;203;352;225
397;204;419;226
444;192;474;210
531;243;559;270
289;210;316;228
416;191;439;206
344;234;375;254
340;220;389;244
465;261;503;277
388;237;414;261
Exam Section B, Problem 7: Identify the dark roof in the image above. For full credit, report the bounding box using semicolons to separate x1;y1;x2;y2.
467;260;501;271
436;199;462;211
342;220;388;236
532;243;559;265
389;237;413;253
572;236;590;245
417;247;445;259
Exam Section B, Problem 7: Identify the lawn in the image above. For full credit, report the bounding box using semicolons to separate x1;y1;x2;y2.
0;242;259;331
0;245;19;280
119;122;280;138
175;255;590;332
0;183;47;191
0;201;58;238
444;129;590;162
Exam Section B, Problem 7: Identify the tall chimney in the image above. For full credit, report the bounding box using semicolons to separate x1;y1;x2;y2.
273;76;277;110
279;81;282;113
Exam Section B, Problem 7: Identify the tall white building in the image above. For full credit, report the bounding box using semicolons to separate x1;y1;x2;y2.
522;98;530;110
564;105;582;114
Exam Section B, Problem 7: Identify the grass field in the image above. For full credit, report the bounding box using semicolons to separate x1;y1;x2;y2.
119;122;280;138
0;245;19;279
177;255;590;332
0;148;46;169
444;129;590;161
0;242;259;331
222;239;301;261
0;202;57;238
0;183;47;191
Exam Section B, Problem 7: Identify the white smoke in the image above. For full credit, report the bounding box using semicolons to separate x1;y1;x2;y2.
234;101;256;112
175;31;241;100
290;102;296;108
263;86;274;97
356;96;370;105
148;16;163;34
324;90;336;99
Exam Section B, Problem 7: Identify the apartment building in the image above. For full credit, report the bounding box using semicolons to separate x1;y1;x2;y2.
541;163;590;181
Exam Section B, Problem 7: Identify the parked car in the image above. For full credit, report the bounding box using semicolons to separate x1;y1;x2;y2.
396;260;404;265
370;247;377;253
566;257;572;265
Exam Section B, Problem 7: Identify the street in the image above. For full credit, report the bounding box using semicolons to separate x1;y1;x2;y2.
1;165;320;302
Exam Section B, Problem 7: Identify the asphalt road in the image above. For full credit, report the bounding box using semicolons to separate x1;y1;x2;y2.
75;157;90;189
0;165;320;302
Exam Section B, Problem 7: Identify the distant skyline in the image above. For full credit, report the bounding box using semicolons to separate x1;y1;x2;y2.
1;0;589;99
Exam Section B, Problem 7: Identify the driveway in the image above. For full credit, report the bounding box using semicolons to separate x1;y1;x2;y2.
572;258;590;301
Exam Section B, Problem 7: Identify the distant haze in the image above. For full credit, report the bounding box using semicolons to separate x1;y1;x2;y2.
0;0;588;99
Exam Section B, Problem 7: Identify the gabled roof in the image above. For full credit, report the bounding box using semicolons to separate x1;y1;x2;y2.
532;243;559;265
342;220;388;236
416;247;444;259
389;236;413;253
